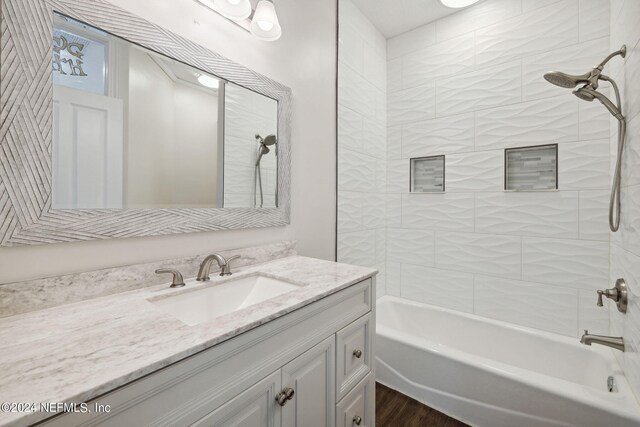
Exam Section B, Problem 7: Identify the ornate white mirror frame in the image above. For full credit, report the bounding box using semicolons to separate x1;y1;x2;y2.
0;0;291;245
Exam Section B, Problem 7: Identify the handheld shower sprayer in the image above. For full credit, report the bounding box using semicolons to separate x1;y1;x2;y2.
543;45;627;232
253;134;278;208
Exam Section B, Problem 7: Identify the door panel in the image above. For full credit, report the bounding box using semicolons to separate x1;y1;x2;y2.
281;336;336;427
191;370;281;427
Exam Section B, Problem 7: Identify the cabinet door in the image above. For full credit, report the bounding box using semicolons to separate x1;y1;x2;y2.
281;336;335;427
191;370;281;427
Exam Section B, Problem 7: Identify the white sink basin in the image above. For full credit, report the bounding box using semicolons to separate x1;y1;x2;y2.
148;274;301;326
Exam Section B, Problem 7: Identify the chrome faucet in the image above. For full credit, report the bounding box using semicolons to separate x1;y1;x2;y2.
196;254;241;281
580;330;625;352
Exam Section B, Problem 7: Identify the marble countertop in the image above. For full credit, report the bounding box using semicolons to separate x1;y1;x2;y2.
0;256;376;427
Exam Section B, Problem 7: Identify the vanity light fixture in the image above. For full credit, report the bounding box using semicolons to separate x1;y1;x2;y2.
197;74;220;89
195;0;282;41
439;0;481;8
250;0;282;41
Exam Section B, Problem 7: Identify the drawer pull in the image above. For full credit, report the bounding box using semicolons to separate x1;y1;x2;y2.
353;415;363;425
353;349;363;358
276;387;295;406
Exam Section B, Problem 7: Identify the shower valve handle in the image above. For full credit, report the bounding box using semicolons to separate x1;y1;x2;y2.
596;279;628;313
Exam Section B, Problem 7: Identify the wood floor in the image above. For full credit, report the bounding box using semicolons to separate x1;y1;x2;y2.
376;383;469;427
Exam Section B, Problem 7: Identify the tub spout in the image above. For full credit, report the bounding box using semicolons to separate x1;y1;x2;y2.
580;330;625;352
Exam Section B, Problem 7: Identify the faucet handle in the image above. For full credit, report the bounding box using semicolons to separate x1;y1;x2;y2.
220;255;241;276
596;290;604;307
155;268;185;288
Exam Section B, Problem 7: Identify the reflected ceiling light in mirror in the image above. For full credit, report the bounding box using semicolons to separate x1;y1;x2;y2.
439;0;481;8
213;0;252;20
197;74;219;89
250;0;282;41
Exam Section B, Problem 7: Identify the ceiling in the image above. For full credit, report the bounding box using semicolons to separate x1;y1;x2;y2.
350;0;471;38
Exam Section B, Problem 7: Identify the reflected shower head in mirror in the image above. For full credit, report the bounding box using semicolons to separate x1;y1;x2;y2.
543;45;627;232
256;134;277;146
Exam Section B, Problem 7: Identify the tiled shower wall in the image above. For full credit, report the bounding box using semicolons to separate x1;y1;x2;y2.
384;0;612;338
337;0;387;296
609;0;640;402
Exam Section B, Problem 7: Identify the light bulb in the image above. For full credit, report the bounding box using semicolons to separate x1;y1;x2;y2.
250;0;282;41
197;74;219;89
214;0;251;20
439;0;481;8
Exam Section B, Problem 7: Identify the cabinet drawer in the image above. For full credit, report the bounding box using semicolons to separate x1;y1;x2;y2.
336;313;372;401
336;373;375;427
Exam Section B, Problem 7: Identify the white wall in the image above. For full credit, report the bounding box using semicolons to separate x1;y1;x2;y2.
609;0;640;402
337;0;387;297
0;0;337;283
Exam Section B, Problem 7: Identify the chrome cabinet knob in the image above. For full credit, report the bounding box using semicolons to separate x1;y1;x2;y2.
276;387;295;406
353;415;362;425
353;349;363;358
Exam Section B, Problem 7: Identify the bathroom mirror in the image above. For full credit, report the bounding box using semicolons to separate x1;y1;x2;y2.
52;13;278;210
0;0;291;245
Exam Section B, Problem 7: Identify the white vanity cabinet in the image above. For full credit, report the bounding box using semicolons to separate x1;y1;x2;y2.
41;277;375;427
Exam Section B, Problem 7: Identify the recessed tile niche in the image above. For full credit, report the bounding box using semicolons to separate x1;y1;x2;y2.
505;144;558;191
410;155;445;193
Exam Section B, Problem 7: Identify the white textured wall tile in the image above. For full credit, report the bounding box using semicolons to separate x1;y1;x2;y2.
559;139;610;190
388;84;436;127
436;232;522;278
622;46;640;123
522;237;609;289
386;194;402;227
475;96;579;150
436;62;522;116
402;264;474;312
402;113;475;157
387;126;402;160
364;42;387;90
523;0;564;12
620;184;640;257
376;228;386;263
579;90;611;140
387;228;435;266
339;148;377;192
338;191;362;233
375;262;386;297
435;0;522;42
446;151;503;192
387;58;402;94
476;192;580;238
402;33;475;89
578;0;610;42
387;23;436;60
338;24;364;75
624;116;640;187
579;190;610;241
337;229;376;267
579;288;609;335
475;0;579;67
338;105;363;153
387;159;409;193
363;193;386;229
522;37;610;101
386;261;402;296
402;193;475;232
475;275;579;336
363;119;386;159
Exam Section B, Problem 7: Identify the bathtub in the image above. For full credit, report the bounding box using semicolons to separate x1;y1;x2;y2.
376;296;640;427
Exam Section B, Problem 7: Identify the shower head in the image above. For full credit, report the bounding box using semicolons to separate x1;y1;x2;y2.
543;71;592;88
543;45;627;92
573;86;624;120
255;134;277;146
